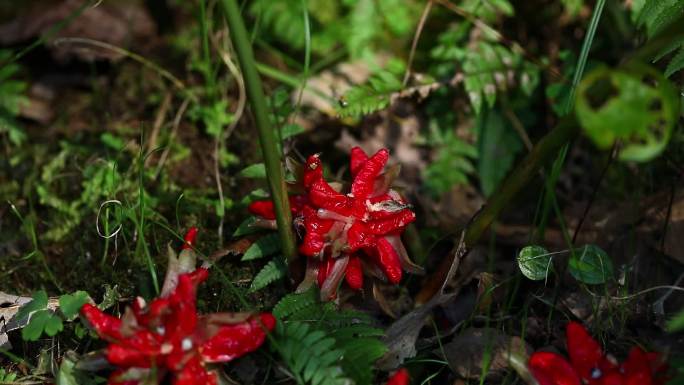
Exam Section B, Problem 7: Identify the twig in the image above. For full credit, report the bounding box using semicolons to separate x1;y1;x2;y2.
145;92;172;167
403;0;433;87
154;98;190;180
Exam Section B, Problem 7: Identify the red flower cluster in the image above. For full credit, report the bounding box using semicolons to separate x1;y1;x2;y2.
249;147;421;299
528;322;668;385
81;230;275;385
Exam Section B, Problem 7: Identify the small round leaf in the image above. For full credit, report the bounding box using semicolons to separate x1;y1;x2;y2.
568;245;614;285
517;245;552;281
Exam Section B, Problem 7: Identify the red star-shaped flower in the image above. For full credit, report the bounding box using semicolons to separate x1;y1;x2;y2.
81;230;275;385
248;147;421;300
528;322;668;385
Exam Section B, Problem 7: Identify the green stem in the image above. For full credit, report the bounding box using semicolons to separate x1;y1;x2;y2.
220;0;298;263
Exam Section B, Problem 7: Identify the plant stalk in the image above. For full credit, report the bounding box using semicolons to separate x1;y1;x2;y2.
220;0;298;262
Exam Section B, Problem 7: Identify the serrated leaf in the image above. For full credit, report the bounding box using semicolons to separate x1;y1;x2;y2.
517;245;552;281
239;163;266;179
242;233;281;261
15;290;48;323
273;287;319;319
59;291;89;320
44;314;64;336
249;257;288;292
568;245;614;285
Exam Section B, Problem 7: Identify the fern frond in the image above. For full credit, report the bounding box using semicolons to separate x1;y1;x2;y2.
336;70;404;118
637;0;684;77
249;257;287;292
273;287;319;320
275;321;351;385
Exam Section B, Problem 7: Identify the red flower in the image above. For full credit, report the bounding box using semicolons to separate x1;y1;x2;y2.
528;322;668;385
248;147;421;299
385;368;410;385
81;230;275;385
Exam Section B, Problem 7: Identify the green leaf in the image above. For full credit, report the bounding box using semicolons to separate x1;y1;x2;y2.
21;310;50;341
242;233;282;261
575;65;679;162
56;356;79;385
249;257;288;292
336;69;403;118
59;291;90;320
15;290;48;323
517;245;552;281
239;163;267;179
281;123;306;139
667;310;684;332
233;216;262;237
568;245;614;285
44;314;64;336
477;108;523;196
664;47;684;78
424;129;477;196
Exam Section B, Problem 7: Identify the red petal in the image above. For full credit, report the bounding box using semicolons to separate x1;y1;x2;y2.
347;222;375;251
528;351;581;385
80;303;123;341
351;149;389;200
367;209;416;235
106;336;160;367
566;322;604;381
248;200;277;220
317;257;335;287
304;154;323;188
181;227;199;250
172;356;218;385
344;255;363;290
200;314;275;363
350;146;369;179
623;347;654;385
300;207;333;257
375;237;403;284
385;368;410;385
309;180;349;213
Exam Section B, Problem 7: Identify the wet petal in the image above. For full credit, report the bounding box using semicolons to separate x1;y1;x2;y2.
248;200;277;220
309;180;349;213
181;227;199;250
366;210;416;235
566;322;604;381
347;222;375;251
344;255;364;290
200;314;275;363
351;149;388;200
80;303;123;341
375;237;403;284
350;146;369;178
528;351;581;385
172;357;218;385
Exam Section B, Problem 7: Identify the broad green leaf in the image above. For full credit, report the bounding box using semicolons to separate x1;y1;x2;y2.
568;245;614;285
15;290;48;323
575;65;678;162
21;309;49;341
242;233;282;261
477;108;523;196
239;163;266;179
517;245;552;281
233;216;262;237
56;356;79;385
281;124;306;139
59;291;90;320
44;314;64;336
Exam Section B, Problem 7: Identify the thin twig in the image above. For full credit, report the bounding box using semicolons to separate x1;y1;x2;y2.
403;0;433;87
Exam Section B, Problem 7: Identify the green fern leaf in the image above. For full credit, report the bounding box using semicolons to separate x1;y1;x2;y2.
665;46;684;78
242;233;281;261
273;287;319;319
249;257;287;292
337;70;403;118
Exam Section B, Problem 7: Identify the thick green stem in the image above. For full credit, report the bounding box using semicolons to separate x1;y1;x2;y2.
220;0;298;262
